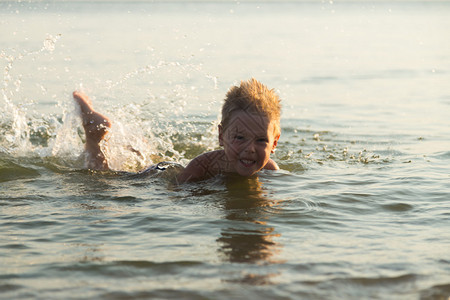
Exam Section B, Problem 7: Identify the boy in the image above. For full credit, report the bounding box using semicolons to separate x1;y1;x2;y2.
73;78;281;183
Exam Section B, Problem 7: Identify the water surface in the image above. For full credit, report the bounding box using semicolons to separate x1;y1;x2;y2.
1;1;449;299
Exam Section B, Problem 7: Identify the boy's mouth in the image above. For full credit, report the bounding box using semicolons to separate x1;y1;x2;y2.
240;159;256;167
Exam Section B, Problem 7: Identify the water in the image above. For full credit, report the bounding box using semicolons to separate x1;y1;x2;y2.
1;1;450;299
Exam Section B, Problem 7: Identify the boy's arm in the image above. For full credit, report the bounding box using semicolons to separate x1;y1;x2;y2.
176;154;210;184
264;159;279;170
176;150;225;184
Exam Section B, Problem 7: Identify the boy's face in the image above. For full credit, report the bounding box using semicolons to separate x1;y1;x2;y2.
219;110;280;177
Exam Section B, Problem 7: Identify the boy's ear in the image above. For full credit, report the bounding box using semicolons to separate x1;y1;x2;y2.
271;134;280;153
218;124;224;146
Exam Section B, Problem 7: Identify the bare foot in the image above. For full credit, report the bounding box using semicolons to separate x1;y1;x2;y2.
73;91;112;170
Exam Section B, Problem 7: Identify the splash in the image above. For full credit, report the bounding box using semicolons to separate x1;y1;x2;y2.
276;128;390;173
1;34;62;154
42;34;60;53
0;35;219;172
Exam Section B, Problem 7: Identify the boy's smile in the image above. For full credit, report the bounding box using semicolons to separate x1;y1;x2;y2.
219;110;279;177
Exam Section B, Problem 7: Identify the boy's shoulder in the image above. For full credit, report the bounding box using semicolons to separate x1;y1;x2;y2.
176;150;228;183
264;158;279;170
190;150;230;173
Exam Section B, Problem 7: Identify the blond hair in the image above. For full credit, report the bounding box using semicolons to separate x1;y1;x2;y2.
221;78;281;136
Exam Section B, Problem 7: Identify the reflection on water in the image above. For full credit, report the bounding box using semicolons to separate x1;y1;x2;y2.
68;243;105;263
216;175;283;285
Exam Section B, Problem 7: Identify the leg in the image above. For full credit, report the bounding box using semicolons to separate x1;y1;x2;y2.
73;91;112;170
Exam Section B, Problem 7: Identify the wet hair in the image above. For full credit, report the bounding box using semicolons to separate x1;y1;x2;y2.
221;78;281;136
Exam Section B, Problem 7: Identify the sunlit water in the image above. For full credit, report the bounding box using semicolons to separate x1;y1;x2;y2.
1;1;449;299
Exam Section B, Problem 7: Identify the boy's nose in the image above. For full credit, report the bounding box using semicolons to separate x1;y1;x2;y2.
244;141;256;153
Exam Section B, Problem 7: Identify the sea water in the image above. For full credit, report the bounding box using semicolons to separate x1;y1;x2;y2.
1;1;449;299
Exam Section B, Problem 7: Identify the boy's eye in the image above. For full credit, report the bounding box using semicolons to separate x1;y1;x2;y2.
257;138;268;143
235;135;244;140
